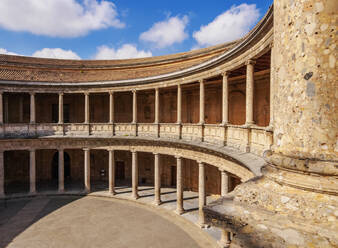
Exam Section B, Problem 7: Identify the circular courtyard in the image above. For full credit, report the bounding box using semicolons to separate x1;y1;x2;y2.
0;196;213;248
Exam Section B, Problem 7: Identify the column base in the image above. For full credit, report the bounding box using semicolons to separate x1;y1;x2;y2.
217;240;230;248
58;189;65;193
175;208;185;215
109;190;116;196
198;222;210;229
131;193;139;200
153;200;162;206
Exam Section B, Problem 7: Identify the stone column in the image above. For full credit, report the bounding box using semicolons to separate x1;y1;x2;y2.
245;60;255;126
219;169;231;247
58;93;64;124
0;92;3;124
30;93;36;124
132;90;137;124
220;170;229;197
198;161;206;227
153;153;161;205
131;151;139;199
58;149;64;192
268;43;274;129
84;148;90;192
176;156;184;214
29;149;36;194
199;79;205;124
222;72;229;125
108;149;115;195
177;84;182;124
84;93;90;124
0;151;4;197
269;0;337;189
154;88;160;124
109;92;114;124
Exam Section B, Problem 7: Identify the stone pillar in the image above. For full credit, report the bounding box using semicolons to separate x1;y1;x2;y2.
58;149;64;192
0;92;3;124
84;148;90;192
269;0;337;189
84;93;90;124
0;151;4;197
199;79;205;124
58;93;63;124
245;60;255;125
198;161;206;227
30;93;36;124
176;156;184;214
153;153;161;205
268;43;274;129
220;170;229;197
109;92;114;124
108;149;115;195
29;149;36;194
219;229;231;248
154;88;160;124
131;151;139;199
222;72;229;125
177;84;182;124
132;90;137;124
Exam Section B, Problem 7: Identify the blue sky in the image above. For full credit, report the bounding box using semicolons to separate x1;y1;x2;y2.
0;0;272;60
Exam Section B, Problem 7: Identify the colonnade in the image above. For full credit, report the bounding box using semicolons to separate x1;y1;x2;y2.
0;149;231;227
0;56;274;128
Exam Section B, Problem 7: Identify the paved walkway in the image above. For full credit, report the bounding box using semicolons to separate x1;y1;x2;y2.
0;186;222;248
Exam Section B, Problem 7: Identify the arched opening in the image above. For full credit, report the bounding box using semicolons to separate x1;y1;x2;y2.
51;151;71;182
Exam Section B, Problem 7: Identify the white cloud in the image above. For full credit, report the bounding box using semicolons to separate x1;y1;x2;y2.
0;0;125;38
94;44;152;60
140;15;189;49
193;4;260;47
0;48;18;55
32;48;81;59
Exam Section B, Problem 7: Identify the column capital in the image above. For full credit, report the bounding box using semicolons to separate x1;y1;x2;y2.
29;148;36;152
109;91;114;95
199;79;205;84
269;41;274;49
107;148;115;152
84;92;90;96
59;92;64;96
83;148;90;151
153;152;159;155
29;92;36;96
245;59;256;65
132;89;137;93
131;149;137;154
58;148;64;152
175;156;182;160
198;161;204;167
221;71;229;77
155;87;159;91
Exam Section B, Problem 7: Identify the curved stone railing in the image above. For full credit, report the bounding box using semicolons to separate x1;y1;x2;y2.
0;122;273;157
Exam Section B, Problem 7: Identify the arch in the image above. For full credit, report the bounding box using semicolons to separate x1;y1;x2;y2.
51;151;71;181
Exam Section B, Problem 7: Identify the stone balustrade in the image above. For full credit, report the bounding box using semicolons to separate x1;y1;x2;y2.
0;122;272;156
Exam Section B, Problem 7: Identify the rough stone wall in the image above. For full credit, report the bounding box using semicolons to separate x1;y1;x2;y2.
254;74;270;127
273;0;337;162
64;94;85;123
4;93;30;123
205;83;222;124
182;85;200;123
4;151;29;193
137;91;155;123
159;88;177;123
114;92;132;123
229;81;246;125
90;94;109;123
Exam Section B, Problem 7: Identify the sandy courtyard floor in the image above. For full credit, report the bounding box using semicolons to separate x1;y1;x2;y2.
0;195;214;248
